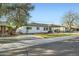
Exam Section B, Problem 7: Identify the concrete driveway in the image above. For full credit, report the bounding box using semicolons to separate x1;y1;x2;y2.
0;36;79;56
28;41;79;56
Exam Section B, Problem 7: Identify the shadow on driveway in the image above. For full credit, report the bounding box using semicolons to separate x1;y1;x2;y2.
28;42;79;56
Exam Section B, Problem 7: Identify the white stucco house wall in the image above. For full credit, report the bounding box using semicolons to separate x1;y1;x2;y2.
53;26;65;32
16;23;66;34
51;24;66;32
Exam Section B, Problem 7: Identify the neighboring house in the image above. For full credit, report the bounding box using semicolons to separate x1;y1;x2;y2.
16;23;66;34
63;24;79;32
0;21;14;36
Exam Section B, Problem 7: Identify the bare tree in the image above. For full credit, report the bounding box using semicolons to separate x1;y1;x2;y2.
62;11;79;32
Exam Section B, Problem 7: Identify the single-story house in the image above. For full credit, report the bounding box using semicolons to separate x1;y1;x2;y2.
16;23;66;34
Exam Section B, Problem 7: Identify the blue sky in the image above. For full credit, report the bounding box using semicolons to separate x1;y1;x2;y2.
30;3;79;25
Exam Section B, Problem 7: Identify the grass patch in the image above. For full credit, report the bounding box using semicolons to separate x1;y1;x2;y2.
34;33;77;38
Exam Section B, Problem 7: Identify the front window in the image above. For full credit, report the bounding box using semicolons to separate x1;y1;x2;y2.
26;27;32;30
37;27;39;30
46;27;48;30
44;27;48;31
44;27;46;31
